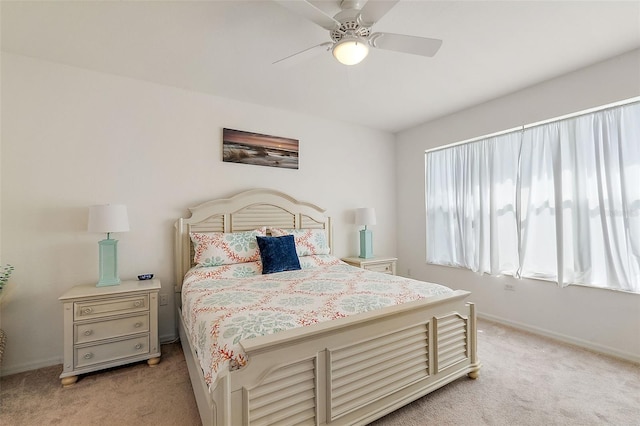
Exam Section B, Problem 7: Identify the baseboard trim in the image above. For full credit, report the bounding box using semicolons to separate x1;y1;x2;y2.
478;312;640;365
160;333;179;344
3;319;634;376
1;356;62;377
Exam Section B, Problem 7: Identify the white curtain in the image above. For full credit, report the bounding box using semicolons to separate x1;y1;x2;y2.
519;103;640;291
426;132;520;275
426;101;640;293
517;124;561;281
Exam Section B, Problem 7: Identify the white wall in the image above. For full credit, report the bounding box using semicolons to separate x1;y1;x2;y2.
396;49;640;362
2;48;638;377
0;53;397;375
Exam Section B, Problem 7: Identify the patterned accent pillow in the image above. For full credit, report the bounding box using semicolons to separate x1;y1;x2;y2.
190;228;266;266
269;228;330;256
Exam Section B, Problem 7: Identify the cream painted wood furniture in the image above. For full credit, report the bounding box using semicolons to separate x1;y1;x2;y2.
341;256;397;275
175;188;480;426
59;279;161;387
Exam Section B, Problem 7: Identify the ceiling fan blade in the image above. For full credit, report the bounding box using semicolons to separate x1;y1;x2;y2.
358;0;400;26
369;32;443;57
273;0;340;30
273;42;333;66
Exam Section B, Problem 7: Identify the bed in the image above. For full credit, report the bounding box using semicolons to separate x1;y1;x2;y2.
175;188;481;425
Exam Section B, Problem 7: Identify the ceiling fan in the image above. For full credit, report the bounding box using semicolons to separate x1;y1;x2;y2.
273;0;443;66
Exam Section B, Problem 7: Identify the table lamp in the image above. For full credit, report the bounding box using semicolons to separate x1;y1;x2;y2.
88;204;129;286
355;207;376;259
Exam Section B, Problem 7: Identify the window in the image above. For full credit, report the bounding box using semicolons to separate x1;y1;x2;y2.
425;100;640;293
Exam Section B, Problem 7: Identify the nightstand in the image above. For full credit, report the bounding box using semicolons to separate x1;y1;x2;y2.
59;279;161;387
341;256;397;275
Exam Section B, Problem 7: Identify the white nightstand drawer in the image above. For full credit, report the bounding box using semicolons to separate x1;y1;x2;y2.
365;262;394;274
341;256;397;276
75;335;150;368
74;294;148;320
75;314;150;344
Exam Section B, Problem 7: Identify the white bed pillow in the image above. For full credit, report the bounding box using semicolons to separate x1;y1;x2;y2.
190;228;266;266
298;254;342;269
269;228;330;257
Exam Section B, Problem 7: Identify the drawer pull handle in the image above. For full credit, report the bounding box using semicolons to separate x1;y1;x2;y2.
84;352;94;359
135;343;143;350
134;322;142;328
133;301;143;307
82;307;93;314
84;330;93;336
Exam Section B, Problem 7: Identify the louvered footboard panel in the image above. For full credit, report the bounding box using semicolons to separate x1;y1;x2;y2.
329;323;430;420
247;358;317;426
435;313;469;372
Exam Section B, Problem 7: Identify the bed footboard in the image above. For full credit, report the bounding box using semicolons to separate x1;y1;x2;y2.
180;290;481;426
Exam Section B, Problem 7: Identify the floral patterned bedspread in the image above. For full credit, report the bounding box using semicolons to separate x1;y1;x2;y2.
181;256;453;387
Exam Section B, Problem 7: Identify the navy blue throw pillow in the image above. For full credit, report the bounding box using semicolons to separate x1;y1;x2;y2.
256;235;301;274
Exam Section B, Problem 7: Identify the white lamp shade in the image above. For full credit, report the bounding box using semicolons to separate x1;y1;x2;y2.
88;204;130;233
332;38;369;65
355;207;376;226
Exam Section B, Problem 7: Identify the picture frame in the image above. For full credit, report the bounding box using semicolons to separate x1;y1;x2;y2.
222;128;299;169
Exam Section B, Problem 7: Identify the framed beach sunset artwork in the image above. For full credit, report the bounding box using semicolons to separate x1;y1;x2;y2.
222;128;299;169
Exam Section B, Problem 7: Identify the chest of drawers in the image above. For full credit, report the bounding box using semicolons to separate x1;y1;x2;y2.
59;279;161;386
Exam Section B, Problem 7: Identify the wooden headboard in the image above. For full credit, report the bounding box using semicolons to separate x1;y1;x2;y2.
174;188;332;291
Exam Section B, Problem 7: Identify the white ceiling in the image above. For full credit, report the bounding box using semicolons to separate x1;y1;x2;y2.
2;1;639;133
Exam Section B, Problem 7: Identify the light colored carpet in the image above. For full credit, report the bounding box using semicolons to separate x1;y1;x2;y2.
1;319;638;425
0;341;200;425
372;320;640;426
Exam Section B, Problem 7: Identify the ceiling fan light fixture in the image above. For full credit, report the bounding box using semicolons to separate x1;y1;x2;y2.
332;37;369;65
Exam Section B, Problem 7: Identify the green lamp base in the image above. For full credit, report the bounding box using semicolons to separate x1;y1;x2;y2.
97;238;121;287
359;229;374;259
